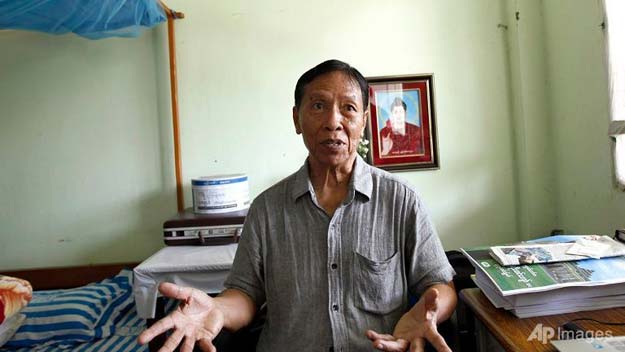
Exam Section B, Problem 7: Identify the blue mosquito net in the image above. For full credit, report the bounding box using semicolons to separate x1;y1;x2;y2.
0;0;167;40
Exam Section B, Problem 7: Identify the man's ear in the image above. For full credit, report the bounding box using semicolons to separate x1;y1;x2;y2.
360;109;369;133
358;109;369;137
293;106;302;134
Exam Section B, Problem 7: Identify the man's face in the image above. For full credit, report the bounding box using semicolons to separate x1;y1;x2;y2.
292;71;367;169
390;106;406;133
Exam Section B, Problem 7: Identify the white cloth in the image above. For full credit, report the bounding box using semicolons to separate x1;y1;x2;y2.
133;245;238;319
605;0;625;188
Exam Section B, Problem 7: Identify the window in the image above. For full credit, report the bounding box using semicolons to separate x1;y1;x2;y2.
605;0;625;189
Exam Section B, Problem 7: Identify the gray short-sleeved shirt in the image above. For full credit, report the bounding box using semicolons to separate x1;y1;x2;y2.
224;156;455;352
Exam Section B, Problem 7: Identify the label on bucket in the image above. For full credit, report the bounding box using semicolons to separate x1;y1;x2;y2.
192;174;250;214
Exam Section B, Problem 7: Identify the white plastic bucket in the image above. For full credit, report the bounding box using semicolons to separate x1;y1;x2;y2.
191;174;250;214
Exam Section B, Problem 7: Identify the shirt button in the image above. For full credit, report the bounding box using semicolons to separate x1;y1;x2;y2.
331;263;338;269
332;304;339;311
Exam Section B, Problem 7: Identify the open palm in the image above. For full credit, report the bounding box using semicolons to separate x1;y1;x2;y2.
137;282;226;352
366;288;451;352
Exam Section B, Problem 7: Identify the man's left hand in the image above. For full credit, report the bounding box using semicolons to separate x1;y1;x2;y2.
365;287;452;352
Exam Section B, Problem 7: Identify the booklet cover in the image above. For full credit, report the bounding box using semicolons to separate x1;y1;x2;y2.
461;236;625;296
475;270;625;318
474;269;625;308
489;235;625;266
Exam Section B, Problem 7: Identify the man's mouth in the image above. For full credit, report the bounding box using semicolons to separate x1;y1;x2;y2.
321;139;346;147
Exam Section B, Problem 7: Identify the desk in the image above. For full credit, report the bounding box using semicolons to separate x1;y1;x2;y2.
133;244;238;319
460;288;625;352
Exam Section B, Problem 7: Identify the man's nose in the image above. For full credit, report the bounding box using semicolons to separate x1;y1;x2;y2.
324;106;343;131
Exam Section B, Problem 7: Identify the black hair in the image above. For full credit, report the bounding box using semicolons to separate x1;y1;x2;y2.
390;97;407;112
294;59;369;109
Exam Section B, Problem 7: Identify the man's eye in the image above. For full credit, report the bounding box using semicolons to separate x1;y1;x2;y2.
346;105;357;112
312;102;323;110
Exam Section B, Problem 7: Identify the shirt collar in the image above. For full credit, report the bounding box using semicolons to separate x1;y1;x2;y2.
290;156;373;202
291;161;311;201
351;155;373;200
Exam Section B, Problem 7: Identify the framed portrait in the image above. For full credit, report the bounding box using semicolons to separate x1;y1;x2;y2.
365;74;439;171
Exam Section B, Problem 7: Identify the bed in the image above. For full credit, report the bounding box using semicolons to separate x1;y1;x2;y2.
1;263;264;352
0;264;175;352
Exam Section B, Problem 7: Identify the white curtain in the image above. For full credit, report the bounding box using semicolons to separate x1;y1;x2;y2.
605;0;625;189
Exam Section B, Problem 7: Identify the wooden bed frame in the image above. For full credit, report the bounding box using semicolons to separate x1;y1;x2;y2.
3;262;139;290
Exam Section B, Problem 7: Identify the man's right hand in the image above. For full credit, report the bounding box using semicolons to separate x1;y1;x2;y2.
381;134;393;156
137;282;225;352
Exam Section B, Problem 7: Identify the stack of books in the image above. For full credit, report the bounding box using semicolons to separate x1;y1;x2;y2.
461;235;625;318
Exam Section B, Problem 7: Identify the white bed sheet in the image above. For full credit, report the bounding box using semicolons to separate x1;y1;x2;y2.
133;245;238;319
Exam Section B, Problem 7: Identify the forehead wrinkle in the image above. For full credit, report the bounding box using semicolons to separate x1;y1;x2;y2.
341;93;359;102
307;91;332;100
306;89;361;105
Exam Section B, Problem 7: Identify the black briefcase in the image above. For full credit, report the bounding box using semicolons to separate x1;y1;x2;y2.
163;207;248;246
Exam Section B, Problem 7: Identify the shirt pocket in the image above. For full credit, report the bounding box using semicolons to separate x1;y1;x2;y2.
353;250;404;315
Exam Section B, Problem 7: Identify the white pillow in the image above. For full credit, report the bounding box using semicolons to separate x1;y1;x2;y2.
0;313;25;347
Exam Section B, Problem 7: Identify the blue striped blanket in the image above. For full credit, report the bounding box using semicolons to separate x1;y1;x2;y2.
1;270;175;352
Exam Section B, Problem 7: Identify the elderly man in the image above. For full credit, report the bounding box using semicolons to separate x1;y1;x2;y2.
138;60;456;352
380;97;424;156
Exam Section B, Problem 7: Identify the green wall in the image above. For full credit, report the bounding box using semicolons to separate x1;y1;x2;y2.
504;0;558;241
155;0;520;251
1;0;621;270
543;0;625;234
0;31;173;269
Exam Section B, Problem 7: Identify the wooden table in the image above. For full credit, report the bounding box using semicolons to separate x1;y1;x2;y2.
460;288;625;352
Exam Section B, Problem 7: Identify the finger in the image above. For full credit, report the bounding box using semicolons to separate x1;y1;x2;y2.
198;338;217;352
409;338;425;352
423;329;451;352
366;329;396;341
138;315;175;344
180;335;196;352
158;327;184;352
373;338;409;351
159;282;193;301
